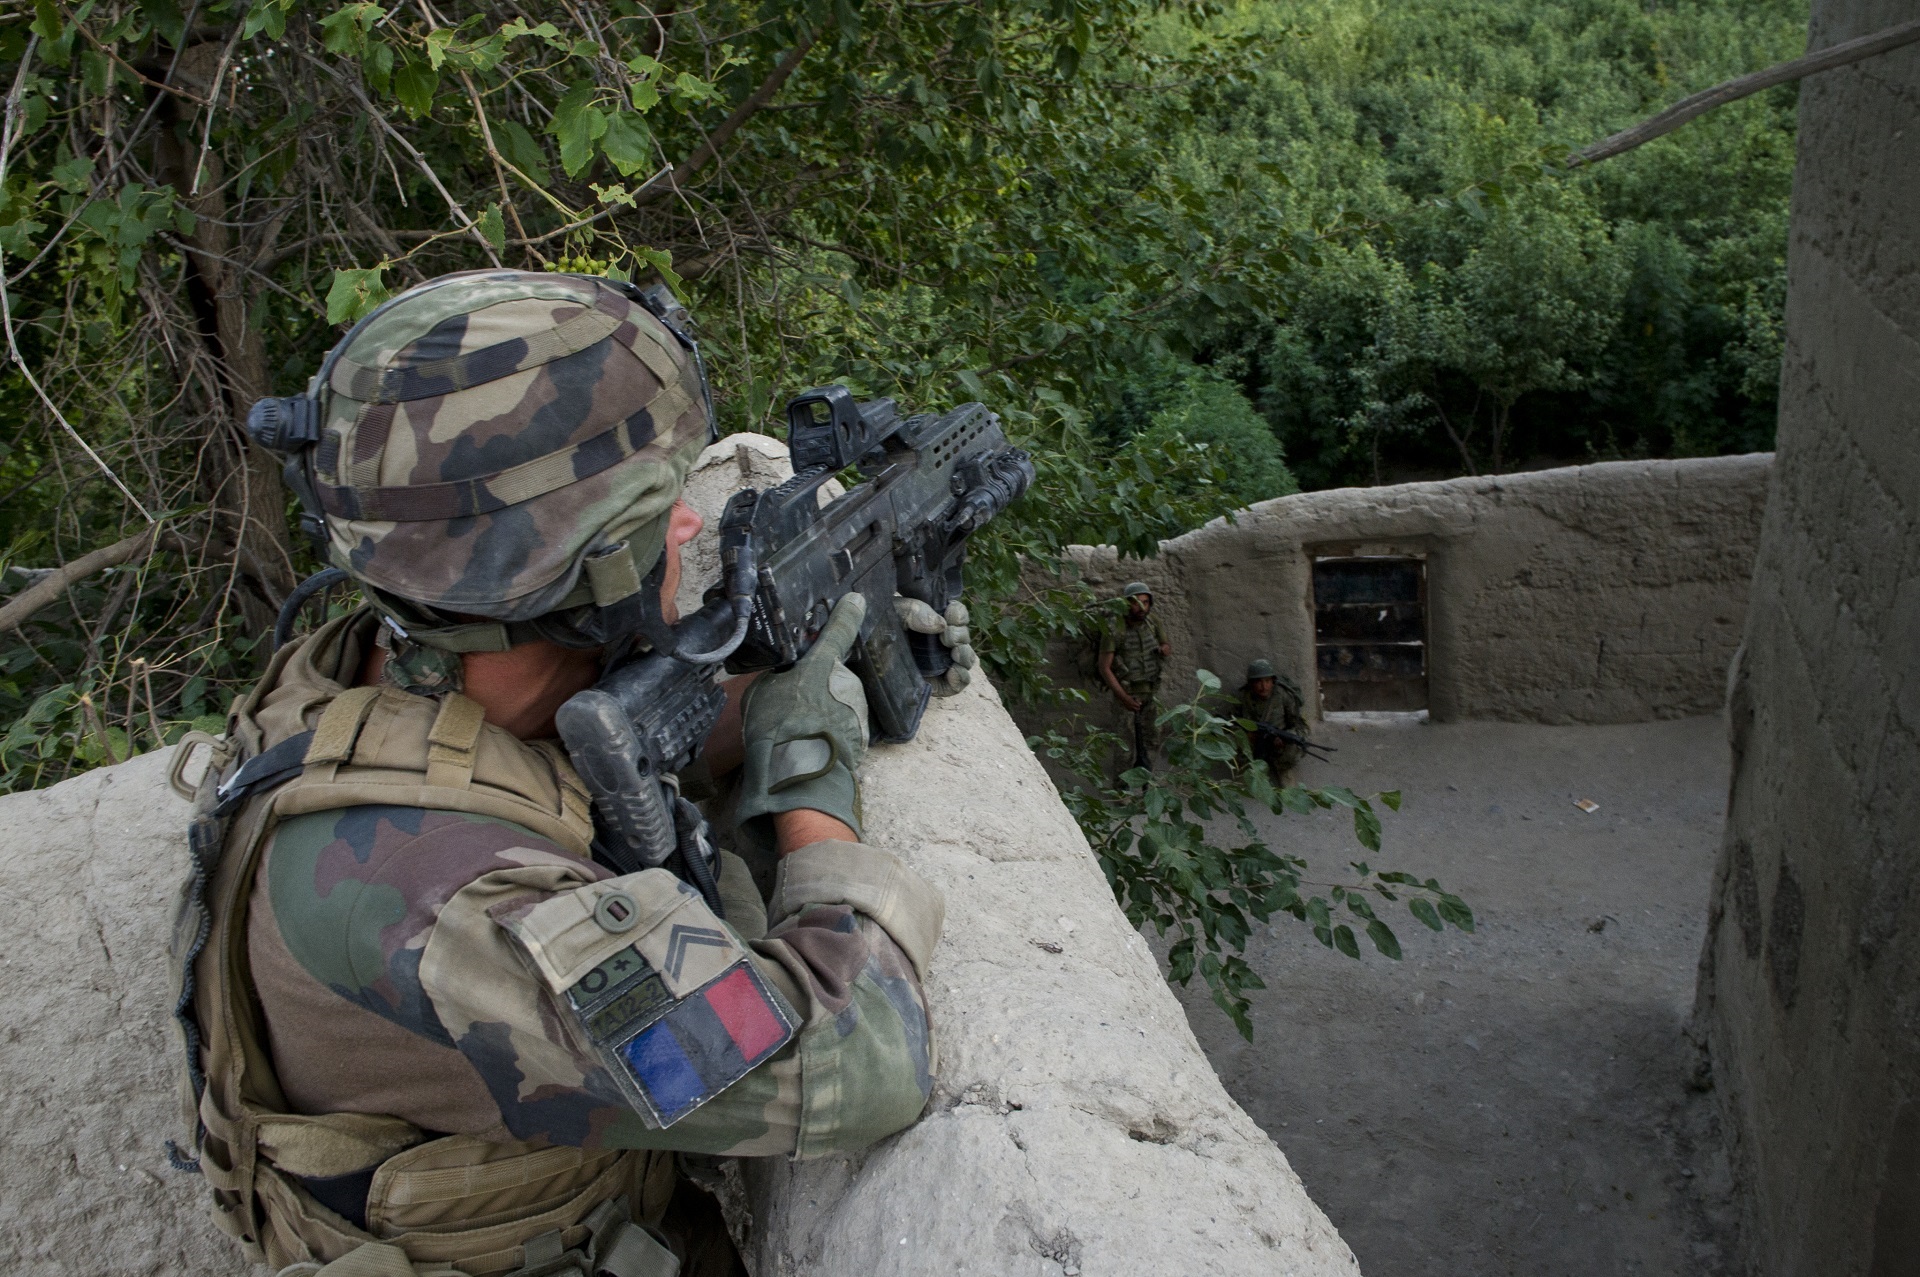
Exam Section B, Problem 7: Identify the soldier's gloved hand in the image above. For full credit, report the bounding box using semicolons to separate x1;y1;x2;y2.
895;597;976;696
735;592;871;856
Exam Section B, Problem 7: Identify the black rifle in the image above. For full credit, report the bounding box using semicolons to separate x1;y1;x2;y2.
1251;720;1336;766
556;386;1034;912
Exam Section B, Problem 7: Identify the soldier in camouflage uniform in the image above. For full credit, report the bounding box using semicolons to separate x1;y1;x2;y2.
1097;582;1171;773
1233;657;1311;782
176;271;957;1277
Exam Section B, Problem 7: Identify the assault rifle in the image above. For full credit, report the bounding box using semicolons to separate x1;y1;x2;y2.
1250;719;1336;766
556;386;1034;911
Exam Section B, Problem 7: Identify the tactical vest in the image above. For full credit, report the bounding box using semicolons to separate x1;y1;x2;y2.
169;611;679;1277
1108;615;1166;689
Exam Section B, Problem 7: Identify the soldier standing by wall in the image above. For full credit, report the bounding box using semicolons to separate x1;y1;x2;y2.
1097;582;1171;773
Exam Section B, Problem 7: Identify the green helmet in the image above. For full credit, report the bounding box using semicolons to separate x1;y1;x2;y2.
1247;659;1276;680
1122;581;1153;599
252;269;713;651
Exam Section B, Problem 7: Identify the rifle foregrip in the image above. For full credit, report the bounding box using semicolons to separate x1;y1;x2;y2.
554;689;678;872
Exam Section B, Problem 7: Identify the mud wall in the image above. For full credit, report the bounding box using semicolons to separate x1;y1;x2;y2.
1691;4;1920;1274
1051;454;1770;724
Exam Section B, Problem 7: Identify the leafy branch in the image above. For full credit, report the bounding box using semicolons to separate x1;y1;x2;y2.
1033;669;1474;1039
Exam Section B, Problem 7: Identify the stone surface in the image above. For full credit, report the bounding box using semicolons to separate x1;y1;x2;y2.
1691;5;1920;1275
1044;454;1771;726
0;746;269;1277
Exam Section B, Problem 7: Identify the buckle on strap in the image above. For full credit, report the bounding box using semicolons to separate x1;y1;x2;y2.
213;729;318;815
506;1198;679;1277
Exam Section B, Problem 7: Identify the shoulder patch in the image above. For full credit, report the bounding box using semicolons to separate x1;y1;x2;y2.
564;944;795;1127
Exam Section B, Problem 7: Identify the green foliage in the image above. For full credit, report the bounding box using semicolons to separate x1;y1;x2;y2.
1121;363;1299;510
1157;0;1804;485
1035;669;1473;1037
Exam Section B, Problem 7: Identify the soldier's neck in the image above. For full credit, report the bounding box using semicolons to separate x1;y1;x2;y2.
358;641;601;740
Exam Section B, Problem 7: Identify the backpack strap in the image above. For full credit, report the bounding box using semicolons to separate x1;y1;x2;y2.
304;686;385;781
424;694;488;790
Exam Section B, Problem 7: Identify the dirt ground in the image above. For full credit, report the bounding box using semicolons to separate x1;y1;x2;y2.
1169;714;1742;1276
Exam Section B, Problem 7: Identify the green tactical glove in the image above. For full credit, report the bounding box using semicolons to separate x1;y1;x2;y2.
735;591;872;856
894;597;976;696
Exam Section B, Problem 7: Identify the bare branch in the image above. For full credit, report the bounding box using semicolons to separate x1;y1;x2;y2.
1573;18;1920;166
0;528;158;633
654;27;817;192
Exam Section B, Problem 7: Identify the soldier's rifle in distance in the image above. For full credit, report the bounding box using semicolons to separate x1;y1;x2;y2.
557;386;1034;911
1251;719;1336;766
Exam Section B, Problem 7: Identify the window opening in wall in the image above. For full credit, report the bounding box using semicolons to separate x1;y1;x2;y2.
1313;555;1428;712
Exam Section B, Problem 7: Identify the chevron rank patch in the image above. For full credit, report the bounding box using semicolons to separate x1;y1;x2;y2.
565;944;796;1127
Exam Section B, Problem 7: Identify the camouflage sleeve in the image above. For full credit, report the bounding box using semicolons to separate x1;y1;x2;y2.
1096;620;1117;657
421;835;944;1158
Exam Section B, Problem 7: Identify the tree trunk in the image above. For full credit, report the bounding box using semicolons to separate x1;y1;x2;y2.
152;37;298;638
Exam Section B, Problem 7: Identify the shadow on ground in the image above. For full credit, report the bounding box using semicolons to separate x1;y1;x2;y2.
1169;715;1741;1276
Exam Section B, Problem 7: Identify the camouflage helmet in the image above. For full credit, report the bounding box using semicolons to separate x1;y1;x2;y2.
272;269;713;650
1122;581;1153;599
1247;659;1276;680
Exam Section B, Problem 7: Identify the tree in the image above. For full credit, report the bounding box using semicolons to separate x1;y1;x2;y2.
0;0;1296;786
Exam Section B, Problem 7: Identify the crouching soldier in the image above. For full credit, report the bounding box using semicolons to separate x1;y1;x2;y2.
171;271;946;1277
1235;658;1313;782
1097;581;1171;773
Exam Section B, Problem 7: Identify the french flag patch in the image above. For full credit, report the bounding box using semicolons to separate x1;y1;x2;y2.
567;946;796;1127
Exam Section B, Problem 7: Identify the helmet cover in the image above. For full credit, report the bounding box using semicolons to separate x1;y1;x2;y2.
309;270;709;623
1122;581;1153;599
1246;658;1277;680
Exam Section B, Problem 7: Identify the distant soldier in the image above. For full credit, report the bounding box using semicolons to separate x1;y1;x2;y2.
1235;658;1313;781
1097;582;1171;772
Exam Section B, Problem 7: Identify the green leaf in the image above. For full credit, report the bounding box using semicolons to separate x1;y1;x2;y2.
476;204;506;253
0;215;46;254
80;49;112;96
1353;803;1382;852
50;155;93;194
502;17;562;42
1409;898;1443;932
1278;785;1316;814
140;0;185;46
365;41;394;94
1365;919;1402;959
549;83;608;177
1332;924;1360;959
631;245;680;290
30;0;63;42
1379;790;1402;812
318;4;384;57
671;70;717;101
1438;897;1476;934
496;120;549;186
599;110;652;177
326;266;391;325
392;61;439;119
